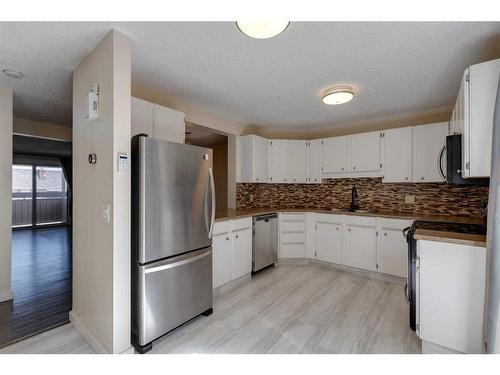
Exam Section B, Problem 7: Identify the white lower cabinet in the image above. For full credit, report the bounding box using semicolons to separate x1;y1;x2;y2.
231;227;252;280
212;232;232;288
417;240;486;353
378;218;411;278
279;213;307;258
345;224;377;271
314;214;343;264
212;218;252;289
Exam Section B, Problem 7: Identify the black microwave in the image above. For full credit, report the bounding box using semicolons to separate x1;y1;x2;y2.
446;134;489;186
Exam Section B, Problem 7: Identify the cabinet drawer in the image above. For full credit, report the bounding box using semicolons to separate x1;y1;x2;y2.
281;232;306;244
213;220;231;236
231;217;252;232
281;213;306;222
345;215;376;227
281;221;306;232
315;213;344;224
281;243;306;258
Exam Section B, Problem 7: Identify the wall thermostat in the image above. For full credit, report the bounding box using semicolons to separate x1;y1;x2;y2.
117;153;128;174
86;83;99;122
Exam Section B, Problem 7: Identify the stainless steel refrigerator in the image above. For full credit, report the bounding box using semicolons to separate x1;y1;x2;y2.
131;135;215;353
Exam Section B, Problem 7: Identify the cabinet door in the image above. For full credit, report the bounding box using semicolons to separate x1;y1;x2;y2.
315;222;343;264
383;127;412;183
153;104;186;144
308;140;322;183
289;140;308;183
350;131;381;172
345;225;376;271
322;136;348;173
254;135;269;182
212;233;232;288
412;122;448;182
468;59;500;178
131;97;154;137
270;140;289;183
379;228;407;277
231;228;253;280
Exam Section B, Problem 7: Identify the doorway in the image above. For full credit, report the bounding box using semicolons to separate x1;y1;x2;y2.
0;136;72;349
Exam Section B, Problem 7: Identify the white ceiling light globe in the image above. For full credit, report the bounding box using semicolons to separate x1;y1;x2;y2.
236;21;290;39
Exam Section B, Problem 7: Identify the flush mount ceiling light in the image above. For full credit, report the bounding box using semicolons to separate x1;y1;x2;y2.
322;86;354;105
2;68;23;79
236;21;290;39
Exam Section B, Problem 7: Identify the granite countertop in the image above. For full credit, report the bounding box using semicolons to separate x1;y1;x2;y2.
414;229;487;247
215;208;486;225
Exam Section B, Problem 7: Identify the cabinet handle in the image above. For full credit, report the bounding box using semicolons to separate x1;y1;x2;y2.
225;237;229;241
336;227;339;230
341;167;344;171
284;178;287;182
353;166;356;170
235;234;239;239
420;177;424;180
293;178;296;181
384;232;387;236
405;177;408;180
256;178;259;181
347;228;351;232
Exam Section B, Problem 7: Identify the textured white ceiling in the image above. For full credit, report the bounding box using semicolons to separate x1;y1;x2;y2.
0;22;499;128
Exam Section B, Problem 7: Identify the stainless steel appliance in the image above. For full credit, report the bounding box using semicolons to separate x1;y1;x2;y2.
446;134;489;186
131;135;215;353
252;214;278;274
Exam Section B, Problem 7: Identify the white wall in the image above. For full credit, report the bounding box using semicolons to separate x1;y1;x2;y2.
71;29;131;354
0;87;13;302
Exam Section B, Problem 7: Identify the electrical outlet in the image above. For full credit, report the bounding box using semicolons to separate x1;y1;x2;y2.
405;195;416;204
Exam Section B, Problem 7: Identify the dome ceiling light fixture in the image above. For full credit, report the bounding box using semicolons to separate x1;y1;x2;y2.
236;21;290;39
322;86;354;105
2;68;23;79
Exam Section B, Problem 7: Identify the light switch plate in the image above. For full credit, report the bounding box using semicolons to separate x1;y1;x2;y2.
405;195;416;204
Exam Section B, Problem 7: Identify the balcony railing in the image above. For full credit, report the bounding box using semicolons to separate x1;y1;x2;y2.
12;192;68;228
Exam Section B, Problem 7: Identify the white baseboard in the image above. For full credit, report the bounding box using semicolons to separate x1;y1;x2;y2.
0;289;13;302
69;311;108;354
422;340;463;354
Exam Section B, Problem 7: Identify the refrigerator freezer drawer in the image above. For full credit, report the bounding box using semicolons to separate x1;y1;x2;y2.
136;247;213;346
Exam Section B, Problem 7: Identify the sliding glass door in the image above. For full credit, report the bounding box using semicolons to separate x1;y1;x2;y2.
12;164;34;228
12;163;68;229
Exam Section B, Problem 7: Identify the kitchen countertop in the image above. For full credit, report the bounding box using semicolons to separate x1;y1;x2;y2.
215;208;486;225
414;229;487;247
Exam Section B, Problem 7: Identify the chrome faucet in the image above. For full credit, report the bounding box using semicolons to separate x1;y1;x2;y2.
349;186;360;212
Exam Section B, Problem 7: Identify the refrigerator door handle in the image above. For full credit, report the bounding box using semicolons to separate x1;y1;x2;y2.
208;167;216;239
144;249;211;274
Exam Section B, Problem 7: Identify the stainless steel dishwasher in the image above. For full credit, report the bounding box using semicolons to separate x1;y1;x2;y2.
252;213;278;274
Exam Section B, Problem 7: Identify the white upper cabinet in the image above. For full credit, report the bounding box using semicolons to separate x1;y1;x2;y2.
349;131;381;172
289;140;308;183
131;96;185;144
237;135;269;183
269;140;290;183
464;59;500;178
383;127;412;183
412;122;448;183
308;140;322;183
322;136;348;174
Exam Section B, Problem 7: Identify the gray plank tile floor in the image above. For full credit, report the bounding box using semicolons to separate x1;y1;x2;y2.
0;263;421;354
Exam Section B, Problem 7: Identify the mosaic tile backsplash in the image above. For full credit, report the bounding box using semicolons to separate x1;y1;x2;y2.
236;178;489;217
